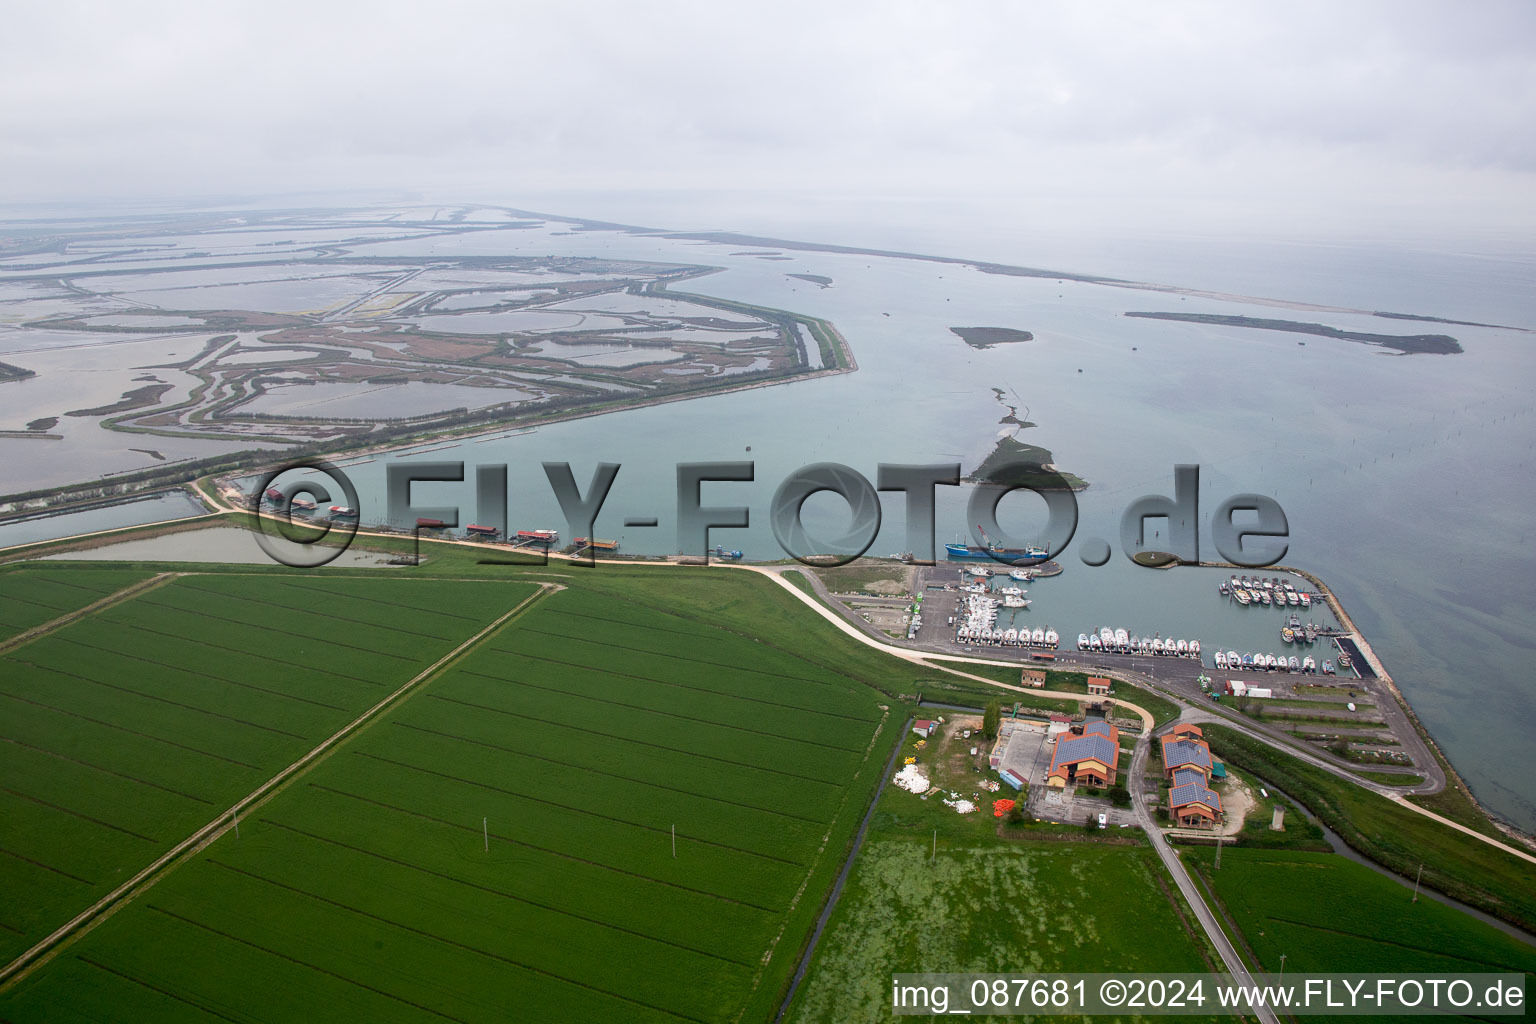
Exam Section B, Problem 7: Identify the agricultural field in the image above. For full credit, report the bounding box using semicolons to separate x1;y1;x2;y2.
0;565;153;642
1202;723;1536;932
786;827;1219;1022
0;569;900;1023
783;720;1219;1024
1191;849;1536;977
0;572;536;968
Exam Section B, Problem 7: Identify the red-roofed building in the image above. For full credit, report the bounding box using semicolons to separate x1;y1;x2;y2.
1159;724;1223;828
1046;720;1120;789
1087;676;1112;696
913;720;937;738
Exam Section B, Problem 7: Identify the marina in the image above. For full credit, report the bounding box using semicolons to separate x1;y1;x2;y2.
913;559;1348;671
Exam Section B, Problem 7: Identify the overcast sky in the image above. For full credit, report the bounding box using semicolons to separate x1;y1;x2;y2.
4;0;1534;236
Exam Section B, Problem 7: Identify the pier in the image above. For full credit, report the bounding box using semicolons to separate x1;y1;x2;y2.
1334;636;1376;678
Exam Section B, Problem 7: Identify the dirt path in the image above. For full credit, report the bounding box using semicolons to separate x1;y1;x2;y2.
1387;796;1536;866
0;571;180;656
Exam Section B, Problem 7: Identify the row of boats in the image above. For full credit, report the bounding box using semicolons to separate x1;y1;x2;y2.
1280;615;1335;645
964;566;1039;581
960;581;1030;607
1213;649;1349;674
954;592;1061;646
1075;627;1202;658
1221;575;1312;608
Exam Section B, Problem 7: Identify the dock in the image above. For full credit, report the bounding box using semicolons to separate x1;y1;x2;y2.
1334;636;1376;678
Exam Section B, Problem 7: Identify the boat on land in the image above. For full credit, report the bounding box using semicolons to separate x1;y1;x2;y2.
1078;632;1090;649
1323;660;1336;675
1044;628;1059;647
712;545;744;560
1302;656;1317;673
1288;655;1299;671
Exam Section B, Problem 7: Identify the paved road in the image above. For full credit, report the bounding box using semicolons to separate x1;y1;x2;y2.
1128;736;1281;1024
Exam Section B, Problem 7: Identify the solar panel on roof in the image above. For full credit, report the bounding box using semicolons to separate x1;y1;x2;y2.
1055;734;1118;765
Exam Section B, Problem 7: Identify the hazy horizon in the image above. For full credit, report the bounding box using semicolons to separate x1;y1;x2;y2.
5;1;1535;239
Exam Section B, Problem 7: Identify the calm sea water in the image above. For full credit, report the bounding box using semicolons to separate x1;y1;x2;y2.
10;201;1534;829
0;490;207;549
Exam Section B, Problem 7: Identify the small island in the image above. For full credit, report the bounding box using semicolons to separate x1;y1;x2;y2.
951;326;1034;349
1123;312;1463;355
0;360;36;383
968;435;1088;491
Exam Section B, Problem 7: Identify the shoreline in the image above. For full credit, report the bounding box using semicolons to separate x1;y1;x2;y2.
1200;559;1534;850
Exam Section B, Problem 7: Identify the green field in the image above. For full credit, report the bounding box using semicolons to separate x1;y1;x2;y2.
0;565;153;642
785;757;1218;1024
1191;849;1536;976
0;564;909;1022
1202;723;1536;932
0;570;532;968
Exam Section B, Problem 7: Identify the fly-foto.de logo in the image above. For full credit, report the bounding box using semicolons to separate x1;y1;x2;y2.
249;460;1288;570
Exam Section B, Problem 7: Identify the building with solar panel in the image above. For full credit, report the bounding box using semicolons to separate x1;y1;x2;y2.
1044;719;1120;788
1158;723;1225;828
